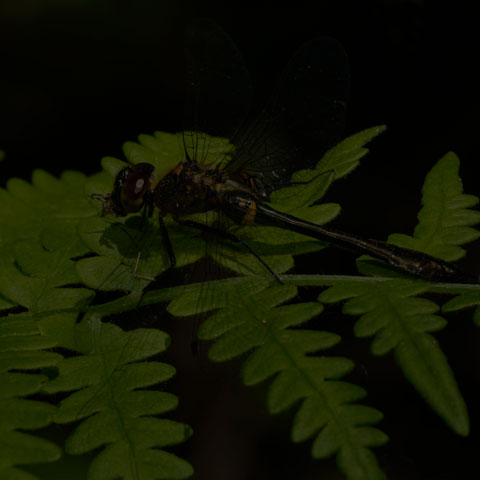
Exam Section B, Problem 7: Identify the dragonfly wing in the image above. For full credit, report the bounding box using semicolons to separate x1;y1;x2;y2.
225;37;349;196
183;19;252;167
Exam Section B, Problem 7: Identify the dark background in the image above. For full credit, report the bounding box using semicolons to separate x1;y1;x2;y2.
1;1;479;479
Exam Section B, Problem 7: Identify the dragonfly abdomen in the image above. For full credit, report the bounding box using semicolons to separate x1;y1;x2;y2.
248;197;474;283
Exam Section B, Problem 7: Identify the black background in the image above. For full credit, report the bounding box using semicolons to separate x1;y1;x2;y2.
1;1;479;479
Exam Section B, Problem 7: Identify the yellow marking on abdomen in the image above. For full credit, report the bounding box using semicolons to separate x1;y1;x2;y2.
242;200;257;225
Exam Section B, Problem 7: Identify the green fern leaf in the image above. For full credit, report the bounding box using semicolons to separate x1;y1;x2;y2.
271;125;387;211
388;152;480;260
43;316;193;480
166;279;388;480
0;313;63;478
82;126;478;480
0;170;96;313
319;279;469;435
357;152;480;280
0;169;193;479
3;126;478;480
442;287;480;326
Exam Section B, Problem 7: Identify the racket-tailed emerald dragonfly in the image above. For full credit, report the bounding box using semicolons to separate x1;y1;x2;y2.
93;20;474;285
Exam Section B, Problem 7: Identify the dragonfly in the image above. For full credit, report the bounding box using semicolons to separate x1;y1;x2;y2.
93;20;474;285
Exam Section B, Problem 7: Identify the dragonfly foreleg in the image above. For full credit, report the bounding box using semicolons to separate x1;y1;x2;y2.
131;215;176;281
132;250;156;281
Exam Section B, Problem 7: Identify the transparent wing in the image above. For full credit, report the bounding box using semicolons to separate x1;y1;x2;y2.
183;19;252;166
225;37;349;196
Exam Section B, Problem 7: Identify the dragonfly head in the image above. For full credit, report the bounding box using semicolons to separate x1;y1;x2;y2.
92;163;156;217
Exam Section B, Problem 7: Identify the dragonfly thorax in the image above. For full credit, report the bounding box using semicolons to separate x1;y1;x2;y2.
151;161;254;219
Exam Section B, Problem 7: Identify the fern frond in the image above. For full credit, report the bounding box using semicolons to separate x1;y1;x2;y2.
319;279;469;435
442;288;480;326
167;279;388;480
356;152;480;281
270;125;387;212
0;170;95;313
0;171;94;478
0;314;62;478
43;315;193;480
0;169;193;479
387;152;480;260
3;127;478;479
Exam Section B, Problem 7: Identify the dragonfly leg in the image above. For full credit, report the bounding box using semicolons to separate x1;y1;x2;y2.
132;250;156;281
158;216;176;268
130;215;176;282
177;219;282;284
139;199;155;230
